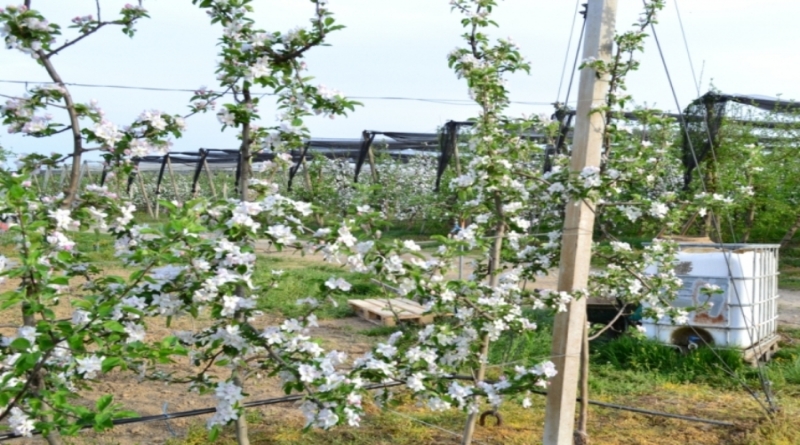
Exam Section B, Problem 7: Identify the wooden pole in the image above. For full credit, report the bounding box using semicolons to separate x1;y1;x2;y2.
83;160;94;183
203;159;218;199
43;166;52;193
367;146;379;183
59;165;68;188
136;172;155;219
301;157;323;226
30;168;42;195
543;1;617;444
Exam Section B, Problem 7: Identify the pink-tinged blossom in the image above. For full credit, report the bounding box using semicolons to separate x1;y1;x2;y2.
93;120;123;145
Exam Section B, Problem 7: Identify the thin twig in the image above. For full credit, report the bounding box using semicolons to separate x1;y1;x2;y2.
46;21;125;57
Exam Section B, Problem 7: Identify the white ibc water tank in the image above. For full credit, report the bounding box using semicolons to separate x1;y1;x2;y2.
643;243;780;349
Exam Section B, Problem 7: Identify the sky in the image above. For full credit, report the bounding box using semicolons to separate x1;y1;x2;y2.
1;0;799;161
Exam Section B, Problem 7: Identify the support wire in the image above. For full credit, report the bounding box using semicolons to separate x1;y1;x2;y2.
646;11;777;414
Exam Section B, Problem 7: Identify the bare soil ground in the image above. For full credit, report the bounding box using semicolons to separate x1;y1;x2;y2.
4;249;799;445
779;289;800;329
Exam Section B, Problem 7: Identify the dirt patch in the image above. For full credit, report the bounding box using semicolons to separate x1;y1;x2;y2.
779;289;800;328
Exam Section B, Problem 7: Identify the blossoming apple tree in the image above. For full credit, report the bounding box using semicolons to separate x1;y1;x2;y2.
0;1;719;445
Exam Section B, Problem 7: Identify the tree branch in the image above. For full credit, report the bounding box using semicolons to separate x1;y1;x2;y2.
588;303;628;341
51;125;73;135
45;21;122;57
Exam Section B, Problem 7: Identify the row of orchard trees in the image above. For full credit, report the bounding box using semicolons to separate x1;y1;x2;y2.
15;108;800;248
0;1;745;444
697;101;800;246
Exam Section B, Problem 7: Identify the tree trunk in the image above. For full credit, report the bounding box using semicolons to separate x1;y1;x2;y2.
575;322;590;445
36;51;83;208
233;369;250;445
742;203;756;243
231;87;254;445
22;300;63;445
780;211;800;249
461;195;505;445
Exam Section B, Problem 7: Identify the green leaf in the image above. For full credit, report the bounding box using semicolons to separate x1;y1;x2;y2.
114;410;138;419
96;394;113;412
101;357;123;373
102;320;126;333
95;412;112;430
9;337;31;351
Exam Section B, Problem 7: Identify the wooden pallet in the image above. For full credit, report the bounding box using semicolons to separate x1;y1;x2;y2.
348;298;433;326
743;334;781;366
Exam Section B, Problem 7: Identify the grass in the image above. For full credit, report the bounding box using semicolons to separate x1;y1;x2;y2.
252;256;383;319
0;229;119;264
778;244;800;290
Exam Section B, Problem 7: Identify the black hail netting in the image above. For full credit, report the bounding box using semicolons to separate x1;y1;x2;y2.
680;92;800;190
88;92;800;204
353;131;440;183
116;133;444;199
436;121;473;191
681;94;727;190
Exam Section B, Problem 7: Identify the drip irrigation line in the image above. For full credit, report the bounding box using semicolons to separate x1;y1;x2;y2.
0;371;739;442
0;382;405;441
555;0;583;103
646;11;777;414
458;376;737;428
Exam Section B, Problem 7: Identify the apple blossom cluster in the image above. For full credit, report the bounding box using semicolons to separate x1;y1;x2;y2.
193;0;358;158
107;192;364;429
304;211;574;417
188;86;221;114
0;4;54;56
0;84;67;136
590;239;686;322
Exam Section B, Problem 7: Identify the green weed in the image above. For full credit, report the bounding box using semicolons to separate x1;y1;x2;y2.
252;259;383;319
